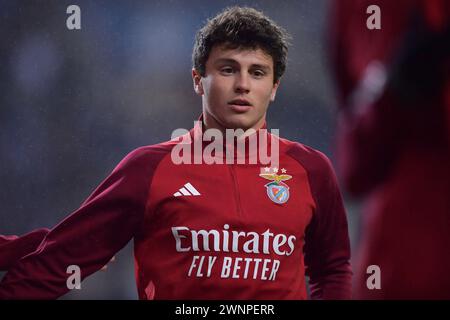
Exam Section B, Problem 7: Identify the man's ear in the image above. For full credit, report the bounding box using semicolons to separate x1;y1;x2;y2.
270;80;280;102
192;68;204;96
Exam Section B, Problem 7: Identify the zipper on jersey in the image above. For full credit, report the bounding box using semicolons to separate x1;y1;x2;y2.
228;164;244;217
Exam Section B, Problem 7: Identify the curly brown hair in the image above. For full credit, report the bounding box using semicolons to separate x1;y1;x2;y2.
192;6;291;83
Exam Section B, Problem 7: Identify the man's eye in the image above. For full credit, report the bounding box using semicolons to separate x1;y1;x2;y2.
220;67;234;74
252;70;265;77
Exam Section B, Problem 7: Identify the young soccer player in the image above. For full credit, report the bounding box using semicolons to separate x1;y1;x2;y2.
0;6;351;299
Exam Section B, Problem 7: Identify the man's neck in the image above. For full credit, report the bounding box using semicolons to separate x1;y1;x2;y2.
202;113;266;139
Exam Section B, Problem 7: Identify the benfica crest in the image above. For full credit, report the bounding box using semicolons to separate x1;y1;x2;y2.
259;168;292;204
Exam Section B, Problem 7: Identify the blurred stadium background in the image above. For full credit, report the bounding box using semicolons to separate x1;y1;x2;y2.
0;0;361;299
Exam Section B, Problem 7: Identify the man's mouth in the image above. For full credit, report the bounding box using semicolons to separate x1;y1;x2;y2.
227;99;253;113
228;98;252;106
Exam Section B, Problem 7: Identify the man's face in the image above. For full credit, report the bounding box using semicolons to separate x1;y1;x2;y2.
192;44;280;131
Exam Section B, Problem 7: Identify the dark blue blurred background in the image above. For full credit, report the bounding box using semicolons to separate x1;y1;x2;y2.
0;0;360;299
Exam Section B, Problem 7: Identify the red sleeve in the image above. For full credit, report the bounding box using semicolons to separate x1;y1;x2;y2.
0;229;49;271
288;145;352;299
0;146;168;299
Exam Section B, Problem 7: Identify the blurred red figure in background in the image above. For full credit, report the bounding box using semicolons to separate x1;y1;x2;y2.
329;0;450;299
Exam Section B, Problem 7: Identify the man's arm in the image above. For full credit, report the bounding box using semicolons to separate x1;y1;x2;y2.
303;150;352;299
0;229;49;271
0;146;166;299
289;145;352;299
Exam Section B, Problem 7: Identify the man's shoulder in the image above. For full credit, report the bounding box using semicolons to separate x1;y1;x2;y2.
278;137;342;206
277;136;336;177
127;139;178;158
115;138;179;172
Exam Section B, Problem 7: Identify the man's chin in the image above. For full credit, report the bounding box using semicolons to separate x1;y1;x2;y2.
221;119;254;131
218;113;260;131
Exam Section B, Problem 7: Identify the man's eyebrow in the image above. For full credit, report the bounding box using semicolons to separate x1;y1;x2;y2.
251;64;271;71
214;58;271;71
214;58;239;65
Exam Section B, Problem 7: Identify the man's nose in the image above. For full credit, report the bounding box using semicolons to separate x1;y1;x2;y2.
234;72;250;93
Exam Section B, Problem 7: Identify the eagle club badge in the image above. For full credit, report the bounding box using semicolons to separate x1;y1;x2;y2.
259;167;292;204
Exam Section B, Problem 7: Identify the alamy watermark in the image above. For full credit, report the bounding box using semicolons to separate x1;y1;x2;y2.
366;5;381;30
64;4;380;31
66;264;81;290
366;264;381;290
66;5;81;30
170;121;280;168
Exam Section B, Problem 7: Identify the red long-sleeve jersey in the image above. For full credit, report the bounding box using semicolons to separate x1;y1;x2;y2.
0;119;351;299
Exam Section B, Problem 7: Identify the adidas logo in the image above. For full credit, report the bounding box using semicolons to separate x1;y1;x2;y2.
174;182;201;197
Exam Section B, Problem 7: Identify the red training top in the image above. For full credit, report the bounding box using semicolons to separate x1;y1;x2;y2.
0;119;351;299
